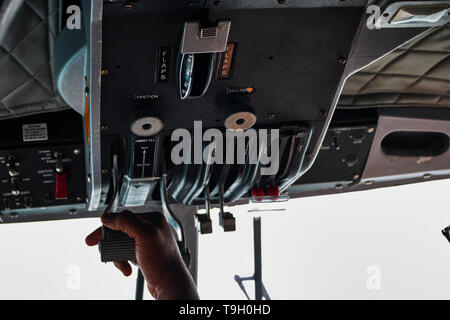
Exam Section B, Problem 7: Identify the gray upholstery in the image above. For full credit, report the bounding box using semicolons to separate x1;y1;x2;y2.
338;23;450;109
0;0;67;120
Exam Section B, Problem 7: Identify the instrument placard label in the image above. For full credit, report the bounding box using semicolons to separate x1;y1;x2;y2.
22;123;48;142
157;47;171;83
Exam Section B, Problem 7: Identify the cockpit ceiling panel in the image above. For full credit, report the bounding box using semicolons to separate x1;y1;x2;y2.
338;23;450;109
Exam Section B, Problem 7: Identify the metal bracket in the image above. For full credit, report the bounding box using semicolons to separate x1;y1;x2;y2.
181;21;231;54
235;217;270;300
218;185;236;232
378;1;450;28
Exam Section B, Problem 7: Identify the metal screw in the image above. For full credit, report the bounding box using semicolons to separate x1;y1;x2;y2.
101;169;108;175
101;125;109;132
124;3;133;9
87;174;92;183
73;148;81;155
69;209;78;215
423;173;431;179
365;180;374;186
10;212;18;218
268;113;276;120
353;174;360;180
335;184;343;190
367;127;374;133
338;57;347;64
101;69;109;76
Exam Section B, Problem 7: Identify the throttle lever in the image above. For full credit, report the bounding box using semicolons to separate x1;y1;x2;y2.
160;173;191;268
98;151;190;268
98;151;136;263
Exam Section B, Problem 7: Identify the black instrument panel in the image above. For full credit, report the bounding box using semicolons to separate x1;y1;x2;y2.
0;111;86;214
101;4;363;129
99;2;365;204
298;124;376;186
0;145;86;211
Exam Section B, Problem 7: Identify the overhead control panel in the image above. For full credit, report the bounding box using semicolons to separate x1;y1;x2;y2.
98;1;365;209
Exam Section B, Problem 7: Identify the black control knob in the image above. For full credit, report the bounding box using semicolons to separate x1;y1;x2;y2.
344;154;359;167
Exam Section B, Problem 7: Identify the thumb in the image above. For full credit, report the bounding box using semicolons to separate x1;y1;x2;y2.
101;211;148;239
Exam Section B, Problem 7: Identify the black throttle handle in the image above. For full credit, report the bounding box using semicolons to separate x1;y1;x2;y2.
99;226;136;263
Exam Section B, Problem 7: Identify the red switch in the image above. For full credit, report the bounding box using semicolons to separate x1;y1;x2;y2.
267;186;280;198
55;172;67;200
251;188;265;201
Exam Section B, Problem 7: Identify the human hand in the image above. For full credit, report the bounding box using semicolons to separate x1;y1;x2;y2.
85;211;199;300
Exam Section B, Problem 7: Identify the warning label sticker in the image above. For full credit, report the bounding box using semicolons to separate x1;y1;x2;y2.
22;123;48;142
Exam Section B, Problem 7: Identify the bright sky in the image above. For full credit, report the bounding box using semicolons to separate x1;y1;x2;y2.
1;178;450;299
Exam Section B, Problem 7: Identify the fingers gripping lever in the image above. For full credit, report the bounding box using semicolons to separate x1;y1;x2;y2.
98;151;136;263
98;149;190;268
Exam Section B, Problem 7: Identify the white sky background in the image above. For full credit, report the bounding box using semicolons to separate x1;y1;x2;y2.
0;179;450;299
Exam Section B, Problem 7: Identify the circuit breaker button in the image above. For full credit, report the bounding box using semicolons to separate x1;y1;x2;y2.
55;172;67;200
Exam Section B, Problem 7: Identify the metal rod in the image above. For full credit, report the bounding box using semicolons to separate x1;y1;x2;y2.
253;216;263;300
160;173;184;245
135;269;145;300
204;185;211;219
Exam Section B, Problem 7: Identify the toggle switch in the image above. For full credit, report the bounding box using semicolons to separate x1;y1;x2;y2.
54;152;67;199
24;196;32;208
3;198;11;210
332;135;341;150
7;155;19;177
11;178;20;196
55;152;64;173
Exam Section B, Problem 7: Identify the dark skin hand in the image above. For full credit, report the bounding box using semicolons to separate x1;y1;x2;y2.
85;211;200;300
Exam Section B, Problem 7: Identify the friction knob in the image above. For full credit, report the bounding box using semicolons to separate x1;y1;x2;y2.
224;103;257;131
130;111;164;137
